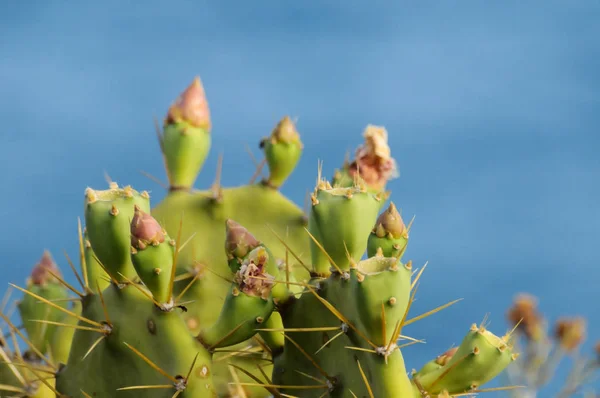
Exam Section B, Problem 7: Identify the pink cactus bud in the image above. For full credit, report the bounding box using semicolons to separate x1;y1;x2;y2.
165;77;211;131
225;219;260;259
130;205;165;249
30;251;61;285
435;347;458;366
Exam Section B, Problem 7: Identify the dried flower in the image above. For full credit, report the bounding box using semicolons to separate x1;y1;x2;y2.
554;317;586;352
347;125;399;191
506;293;545;341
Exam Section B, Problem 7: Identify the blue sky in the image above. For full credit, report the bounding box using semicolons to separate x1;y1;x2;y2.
1;1;599;395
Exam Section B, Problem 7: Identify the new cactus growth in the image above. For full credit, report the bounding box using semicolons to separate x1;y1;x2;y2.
0;75;550;397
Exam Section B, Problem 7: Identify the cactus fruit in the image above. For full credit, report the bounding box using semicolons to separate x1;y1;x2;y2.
0;76;530;397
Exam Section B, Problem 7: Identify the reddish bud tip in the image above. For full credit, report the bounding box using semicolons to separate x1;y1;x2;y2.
225;219;260;259
374;202;406;239
435;347;458;366
30;251;61;285
165;77;211;131
130;205;165;249
271;116;302;145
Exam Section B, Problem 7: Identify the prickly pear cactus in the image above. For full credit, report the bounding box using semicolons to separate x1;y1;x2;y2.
0;76;528;397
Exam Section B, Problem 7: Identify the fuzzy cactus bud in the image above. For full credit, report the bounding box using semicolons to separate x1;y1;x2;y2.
19;252;70;354
554;317;586;352
129;206;175;304
131;205;165;250
435;347;458;366
29;251;61;286
332;125;399;193
161;77;212;191
367;202;409;258
165;77;211;131
260;116;303;189
225;219;261;272
506;293;545;341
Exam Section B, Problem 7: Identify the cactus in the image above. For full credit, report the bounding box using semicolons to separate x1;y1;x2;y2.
0;76;528;397
503;294;600;397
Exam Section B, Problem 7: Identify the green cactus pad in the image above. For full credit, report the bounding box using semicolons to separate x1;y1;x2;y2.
151;184;310;331
84;184;151;282
413;324;517;395
130;205;176;304
162;121;211;190
18;282;70;355
261;116;303;188
83;230;110;293
352;256;412;347
49;300;82;365
56;284;214;397
310;184;383;271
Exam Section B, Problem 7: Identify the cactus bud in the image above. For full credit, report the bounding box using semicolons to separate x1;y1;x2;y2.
129;207;175;304
554;317;586;352
161;77;212;191
352;256;411;346
19;253;70;354
367;202;409;258
200;246;276;349
261;116;303;189
165;77;211;130
131;205;165;249
435;347;458;366
29;251;61;286
225;219;260;269
332;125;399;193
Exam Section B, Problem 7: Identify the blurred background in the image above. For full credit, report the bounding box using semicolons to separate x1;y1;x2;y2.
1;1;599;396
